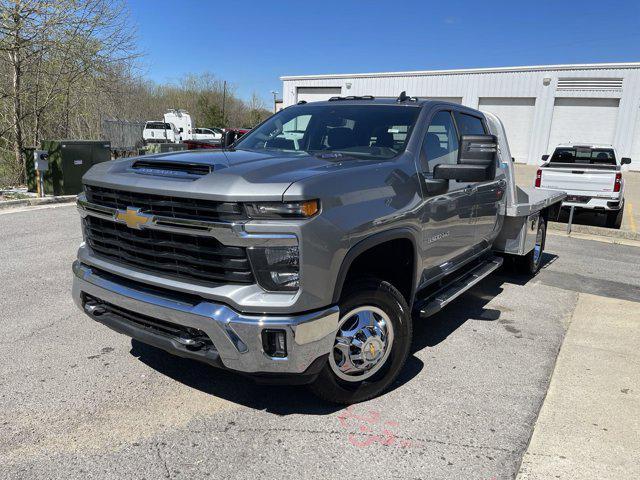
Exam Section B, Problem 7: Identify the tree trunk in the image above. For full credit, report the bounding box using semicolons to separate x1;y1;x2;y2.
10;53;25;184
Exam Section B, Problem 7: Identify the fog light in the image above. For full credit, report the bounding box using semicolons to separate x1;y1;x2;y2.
262;329;287;358
248;246;299;292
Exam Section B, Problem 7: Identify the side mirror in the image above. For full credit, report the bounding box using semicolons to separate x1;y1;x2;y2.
223;130;237;147
434;164;492;182
541;154;549;161
621;157;631;165
458;134;497;165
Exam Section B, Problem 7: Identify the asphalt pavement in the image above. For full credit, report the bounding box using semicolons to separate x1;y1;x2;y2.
1;204;639;480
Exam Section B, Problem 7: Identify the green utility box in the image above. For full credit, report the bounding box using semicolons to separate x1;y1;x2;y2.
27;140;111;195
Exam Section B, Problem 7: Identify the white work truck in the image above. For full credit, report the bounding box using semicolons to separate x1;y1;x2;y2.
164;109;193;142
535;144;631;229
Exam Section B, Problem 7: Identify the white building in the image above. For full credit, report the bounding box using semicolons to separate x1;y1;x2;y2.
281;63;640;170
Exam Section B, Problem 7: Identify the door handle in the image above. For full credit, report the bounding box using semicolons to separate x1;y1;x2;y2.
464;185;477;194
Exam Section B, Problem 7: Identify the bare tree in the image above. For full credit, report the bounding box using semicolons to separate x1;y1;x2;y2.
0;0;138;183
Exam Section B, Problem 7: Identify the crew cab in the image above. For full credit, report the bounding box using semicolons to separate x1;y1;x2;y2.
72;95;563;403
142;121;180;144
535;144;631;228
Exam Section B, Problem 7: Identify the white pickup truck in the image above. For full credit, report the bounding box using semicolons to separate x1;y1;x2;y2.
534;144;631;229
142;121;180;144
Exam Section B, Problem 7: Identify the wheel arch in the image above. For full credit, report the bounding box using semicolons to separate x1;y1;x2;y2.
332;228;419;307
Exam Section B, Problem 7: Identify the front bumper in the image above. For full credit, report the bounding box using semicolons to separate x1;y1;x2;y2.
72;261;339;376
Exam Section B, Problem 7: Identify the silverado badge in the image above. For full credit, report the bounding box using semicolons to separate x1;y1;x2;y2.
115;207;152;230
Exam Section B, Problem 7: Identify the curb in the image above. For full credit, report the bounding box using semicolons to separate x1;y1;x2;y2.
548;221;640;242
0;195;77;210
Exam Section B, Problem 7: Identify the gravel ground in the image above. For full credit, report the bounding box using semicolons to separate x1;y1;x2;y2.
1;204;638;480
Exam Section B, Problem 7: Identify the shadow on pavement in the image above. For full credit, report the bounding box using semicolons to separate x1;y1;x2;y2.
552;208;614;229
130;338;424;414
130;253;556;411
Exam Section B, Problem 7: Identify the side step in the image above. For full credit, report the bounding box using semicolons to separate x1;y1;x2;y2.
418;256;504;318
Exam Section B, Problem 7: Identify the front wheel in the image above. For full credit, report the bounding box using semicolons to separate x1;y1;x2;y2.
309;277;412;404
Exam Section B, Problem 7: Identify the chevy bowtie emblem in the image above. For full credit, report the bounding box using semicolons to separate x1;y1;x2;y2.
115;207;152;229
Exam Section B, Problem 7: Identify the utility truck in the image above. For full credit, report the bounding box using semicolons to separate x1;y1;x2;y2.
72;95;564;403
535;144;631;229
163;109;193;142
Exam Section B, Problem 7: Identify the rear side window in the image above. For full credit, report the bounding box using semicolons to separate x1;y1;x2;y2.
146;122;170;130
454;112;486;136
551;147;616;165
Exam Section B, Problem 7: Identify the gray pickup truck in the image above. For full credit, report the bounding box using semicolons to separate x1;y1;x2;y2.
72;94;564;403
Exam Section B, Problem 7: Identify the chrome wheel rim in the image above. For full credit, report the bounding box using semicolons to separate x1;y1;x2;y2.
329;306;394;382
533;224;544;266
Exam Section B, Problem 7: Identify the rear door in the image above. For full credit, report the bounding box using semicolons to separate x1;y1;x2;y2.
453;111;501;244
417;110;476;279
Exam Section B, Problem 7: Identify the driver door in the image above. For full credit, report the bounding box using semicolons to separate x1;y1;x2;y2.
417;110;476;284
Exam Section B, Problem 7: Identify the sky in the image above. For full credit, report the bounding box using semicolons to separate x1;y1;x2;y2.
127;0;640;105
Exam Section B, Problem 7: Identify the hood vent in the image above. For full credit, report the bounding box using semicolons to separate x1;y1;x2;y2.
557;77;623;91
131;160;212;177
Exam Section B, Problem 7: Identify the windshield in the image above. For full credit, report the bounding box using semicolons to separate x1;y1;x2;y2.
234;104;421;160
550;147;616;166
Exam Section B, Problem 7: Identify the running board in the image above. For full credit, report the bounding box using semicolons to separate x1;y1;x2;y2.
418;256;503;318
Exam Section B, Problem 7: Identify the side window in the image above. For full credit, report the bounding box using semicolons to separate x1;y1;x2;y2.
453;112;486;136
421;111;459;171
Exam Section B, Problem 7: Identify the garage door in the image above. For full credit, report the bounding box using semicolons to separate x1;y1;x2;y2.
296;87;342;103
479;97;536;163
548;98;620;151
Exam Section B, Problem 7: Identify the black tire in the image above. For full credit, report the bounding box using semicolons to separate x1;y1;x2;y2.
606;207;623;229
308;277;412;404
515;217;547;275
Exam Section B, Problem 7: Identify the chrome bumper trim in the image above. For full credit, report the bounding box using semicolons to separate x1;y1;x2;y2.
76;194;298;246
72;261;339;374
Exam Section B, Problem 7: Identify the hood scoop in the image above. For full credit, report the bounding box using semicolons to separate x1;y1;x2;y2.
131;160;212;178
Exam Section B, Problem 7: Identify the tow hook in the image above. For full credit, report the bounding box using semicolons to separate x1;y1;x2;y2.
175;333;205;350
84;301;106;316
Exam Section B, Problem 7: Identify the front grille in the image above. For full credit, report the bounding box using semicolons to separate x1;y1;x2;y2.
83;293;215;350
84;185;246;222
83;216;254;285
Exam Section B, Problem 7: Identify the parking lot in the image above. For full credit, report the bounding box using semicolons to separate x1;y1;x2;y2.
1;203;638;480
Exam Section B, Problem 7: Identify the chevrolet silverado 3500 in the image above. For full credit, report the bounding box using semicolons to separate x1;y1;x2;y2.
72;95;564;403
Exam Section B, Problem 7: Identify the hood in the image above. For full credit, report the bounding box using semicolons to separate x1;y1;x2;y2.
82;148;378;202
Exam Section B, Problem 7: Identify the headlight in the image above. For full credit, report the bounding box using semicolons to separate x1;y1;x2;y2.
248;246;299;292
245;200;319;219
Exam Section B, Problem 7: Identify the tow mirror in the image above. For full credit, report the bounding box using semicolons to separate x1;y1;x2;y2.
433;134;497;182
458;134;497;165
621;157;631;165
541;154;549;161
433;163;492;182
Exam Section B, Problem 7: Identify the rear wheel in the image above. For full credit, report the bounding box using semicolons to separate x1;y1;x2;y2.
309;277;412;404
606;207;623;229
515;217;546;275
